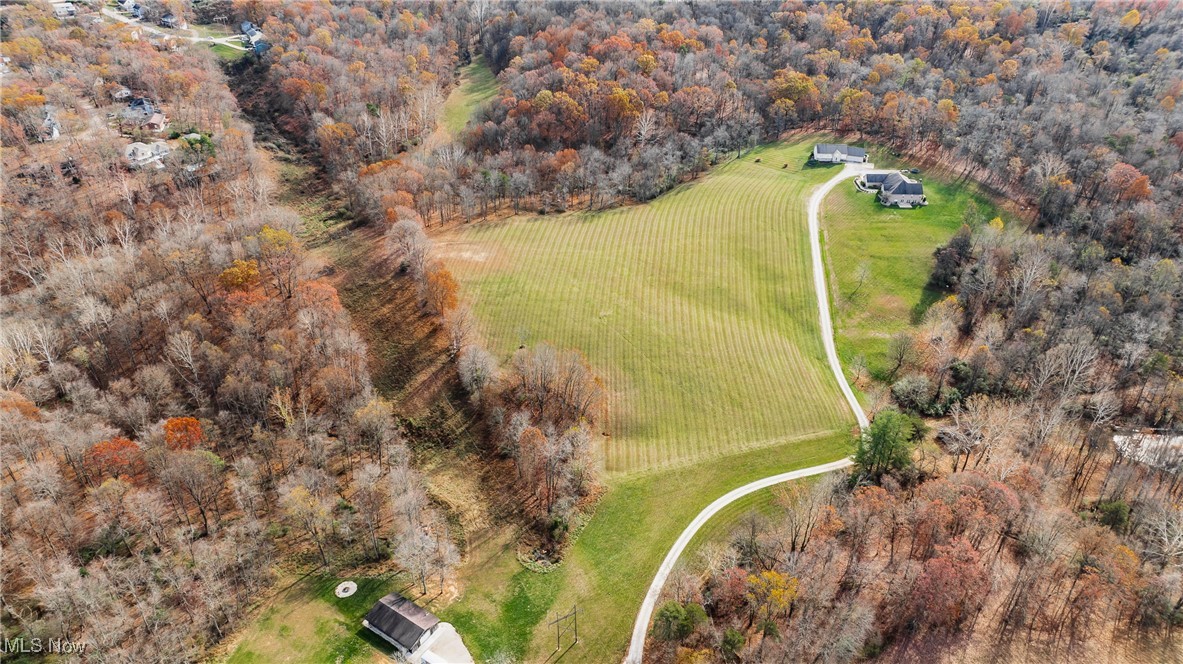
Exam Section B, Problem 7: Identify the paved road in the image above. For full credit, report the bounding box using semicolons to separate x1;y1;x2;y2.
625;164;871;663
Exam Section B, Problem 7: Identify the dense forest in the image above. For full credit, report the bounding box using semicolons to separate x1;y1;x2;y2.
0;3;458;659
3;0;1183;662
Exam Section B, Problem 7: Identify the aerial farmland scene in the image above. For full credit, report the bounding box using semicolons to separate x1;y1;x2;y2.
1;2;1181;664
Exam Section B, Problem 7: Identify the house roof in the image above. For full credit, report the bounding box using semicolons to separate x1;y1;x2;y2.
815;143;867;159
364;593;439;651
124;141;170;159
881;172;924;195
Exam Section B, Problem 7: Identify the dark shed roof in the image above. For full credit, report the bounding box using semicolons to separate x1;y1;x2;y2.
364;593;440;651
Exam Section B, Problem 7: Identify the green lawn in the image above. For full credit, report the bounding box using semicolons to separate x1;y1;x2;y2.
820;167;1007;384
208;42;249;61
439;431;851;663
442;56;498;137
441;139;854;475
191;22;237;39
223;574;407;664
434;137;857;662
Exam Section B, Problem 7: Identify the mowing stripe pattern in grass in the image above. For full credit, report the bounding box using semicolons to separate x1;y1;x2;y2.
440;141;854;475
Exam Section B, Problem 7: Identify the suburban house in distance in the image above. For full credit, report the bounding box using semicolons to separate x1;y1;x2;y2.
858;170;927;207
124;141;170;169
811;143;868;163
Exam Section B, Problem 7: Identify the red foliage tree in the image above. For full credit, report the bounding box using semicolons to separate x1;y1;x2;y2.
1106;162;1152;202
909;537;990;629
86;437;143;480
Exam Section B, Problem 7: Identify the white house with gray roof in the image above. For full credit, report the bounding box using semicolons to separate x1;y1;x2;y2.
812;143;868;164
858;170;927;207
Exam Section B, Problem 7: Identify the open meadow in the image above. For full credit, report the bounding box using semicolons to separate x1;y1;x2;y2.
441;56;499;137
439;139;854;475
431;138;858;661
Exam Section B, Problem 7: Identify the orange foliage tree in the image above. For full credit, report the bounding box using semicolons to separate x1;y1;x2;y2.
163;417;205;450
424;263;459;314
1106;162;1152;202
86;437;143;480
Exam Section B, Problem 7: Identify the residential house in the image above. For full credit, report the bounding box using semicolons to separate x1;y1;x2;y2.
51;2;76;19
131;4;145;20
811;143;868;164
859;170;926;207
120;99;168;132
362;593;440;656
253;40;271;55
110;86;133;101
240;21;256;34
124;141;170;169
118;0;135;11
144;112;168;132
160;14;185;29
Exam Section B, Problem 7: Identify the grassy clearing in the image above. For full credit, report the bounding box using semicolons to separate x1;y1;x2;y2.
440;139;853;475
436;136;856;661
438;431;851;663
208;42;248;61
442;56;498;137
223;574;407;664
820;165;1007;384
191;22;237;39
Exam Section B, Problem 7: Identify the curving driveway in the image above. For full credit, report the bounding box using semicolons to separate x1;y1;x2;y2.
625;164;871;663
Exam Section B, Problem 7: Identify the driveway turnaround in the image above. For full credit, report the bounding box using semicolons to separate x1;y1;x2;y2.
625;165;870;663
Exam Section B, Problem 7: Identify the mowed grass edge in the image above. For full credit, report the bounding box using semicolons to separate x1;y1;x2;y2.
440;139;853;476
435;137;857;661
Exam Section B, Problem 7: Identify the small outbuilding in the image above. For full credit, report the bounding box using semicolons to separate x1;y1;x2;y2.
812;143;868;164
362;593;440;656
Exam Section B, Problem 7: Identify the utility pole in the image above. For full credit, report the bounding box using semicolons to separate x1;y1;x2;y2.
547;604;579;652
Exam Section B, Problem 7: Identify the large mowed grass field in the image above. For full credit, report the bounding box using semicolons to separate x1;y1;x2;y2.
820;167;1008;385
440;140;853;475
434;138;858;662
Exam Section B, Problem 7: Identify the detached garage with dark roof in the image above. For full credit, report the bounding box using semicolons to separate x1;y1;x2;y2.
362;593;440;655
